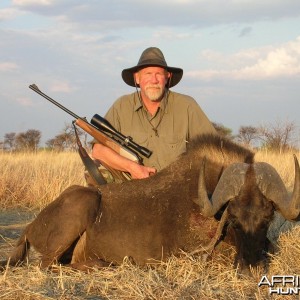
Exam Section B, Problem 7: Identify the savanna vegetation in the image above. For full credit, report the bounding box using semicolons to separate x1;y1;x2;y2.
0;148;300;299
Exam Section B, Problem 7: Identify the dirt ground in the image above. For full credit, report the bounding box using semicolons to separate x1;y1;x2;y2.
0;210;37;260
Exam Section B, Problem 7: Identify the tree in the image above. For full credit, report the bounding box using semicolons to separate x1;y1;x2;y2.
257;120;297;152
212;122;233;139
46;123;86;151
236;126;258;148
15;129;41;152
45;137;62;151
4;132;16;151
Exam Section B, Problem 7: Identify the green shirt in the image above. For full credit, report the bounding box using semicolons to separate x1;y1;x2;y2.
104;91;216;171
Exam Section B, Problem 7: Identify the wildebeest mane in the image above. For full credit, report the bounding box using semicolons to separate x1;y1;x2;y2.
161;134;254;196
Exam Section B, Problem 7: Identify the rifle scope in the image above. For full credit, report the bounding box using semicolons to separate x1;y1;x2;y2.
91;114;152;159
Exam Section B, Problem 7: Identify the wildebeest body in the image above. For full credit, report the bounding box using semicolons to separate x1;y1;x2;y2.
2;134;259;269
78;175;198;265
86;183;192;264
81;134;254;265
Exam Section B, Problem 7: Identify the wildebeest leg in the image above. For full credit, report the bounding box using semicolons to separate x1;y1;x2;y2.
35;220;97;268
66;232;111;271
5;186;102;269
71;231;87;263
39;235;83;268
40;254;58;268
27;221;90;268
69;259;112;272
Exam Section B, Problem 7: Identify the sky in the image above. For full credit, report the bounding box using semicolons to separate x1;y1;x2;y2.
0;0;300;146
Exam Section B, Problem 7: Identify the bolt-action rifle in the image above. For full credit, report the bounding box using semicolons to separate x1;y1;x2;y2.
29;84;152;184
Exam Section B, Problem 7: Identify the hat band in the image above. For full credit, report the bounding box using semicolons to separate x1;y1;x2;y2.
138;59;167;68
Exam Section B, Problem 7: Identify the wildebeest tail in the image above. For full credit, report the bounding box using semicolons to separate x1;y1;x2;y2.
0;231;30;270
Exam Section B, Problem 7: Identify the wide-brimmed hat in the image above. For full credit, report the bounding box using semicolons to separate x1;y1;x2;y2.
121;47;183;88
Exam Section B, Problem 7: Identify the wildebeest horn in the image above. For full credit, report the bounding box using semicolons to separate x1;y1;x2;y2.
254;155;300;220
195;159;249;217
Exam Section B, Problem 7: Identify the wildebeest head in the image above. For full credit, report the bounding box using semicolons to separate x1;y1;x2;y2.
194;155;300;273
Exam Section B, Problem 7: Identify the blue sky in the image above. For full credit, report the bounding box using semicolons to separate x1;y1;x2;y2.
1;0;300;145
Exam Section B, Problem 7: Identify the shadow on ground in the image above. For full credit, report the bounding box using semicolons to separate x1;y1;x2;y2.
0;209;37;259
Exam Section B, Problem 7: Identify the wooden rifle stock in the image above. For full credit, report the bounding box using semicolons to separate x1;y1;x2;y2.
75;118;139;163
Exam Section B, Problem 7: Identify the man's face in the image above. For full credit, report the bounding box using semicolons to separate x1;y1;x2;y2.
135;66;170;102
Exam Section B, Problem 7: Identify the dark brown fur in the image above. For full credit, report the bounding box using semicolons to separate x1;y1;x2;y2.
1;134;254;270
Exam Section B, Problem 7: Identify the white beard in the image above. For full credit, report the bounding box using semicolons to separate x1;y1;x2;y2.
144;85;165;101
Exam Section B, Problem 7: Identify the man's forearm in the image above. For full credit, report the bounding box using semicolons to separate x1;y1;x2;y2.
92;143;134;173
92;143;156;179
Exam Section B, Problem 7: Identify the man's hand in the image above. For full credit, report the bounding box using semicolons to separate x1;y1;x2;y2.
128;163;156;179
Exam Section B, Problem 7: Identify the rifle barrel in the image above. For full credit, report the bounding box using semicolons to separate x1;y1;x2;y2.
29;84;152;159
29;84;81;120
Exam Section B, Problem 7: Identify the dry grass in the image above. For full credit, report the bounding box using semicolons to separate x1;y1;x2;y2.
0;254;268;300
256;150;300;191
0;151;85;210
0;149;300;299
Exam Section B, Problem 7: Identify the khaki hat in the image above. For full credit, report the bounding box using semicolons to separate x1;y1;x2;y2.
121;47;183;88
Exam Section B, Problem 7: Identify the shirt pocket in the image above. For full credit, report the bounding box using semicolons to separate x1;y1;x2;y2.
129;131;148;147
161;135;187;166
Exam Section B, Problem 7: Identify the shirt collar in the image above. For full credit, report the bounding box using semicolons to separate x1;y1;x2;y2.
133;92;143;111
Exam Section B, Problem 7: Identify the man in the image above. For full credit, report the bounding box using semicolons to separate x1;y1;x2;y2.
92;47;216;179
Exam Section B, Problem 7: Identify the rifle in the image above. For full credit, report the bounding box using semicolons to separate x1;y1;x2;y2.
29;84;152;184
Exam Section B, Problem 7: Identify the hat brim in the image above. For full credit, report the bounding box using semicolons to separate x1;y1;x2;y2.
122;64;183;88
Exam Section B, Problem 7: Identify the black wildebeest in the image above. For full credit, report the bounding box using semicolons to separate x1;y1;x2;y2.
1;134;299;273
